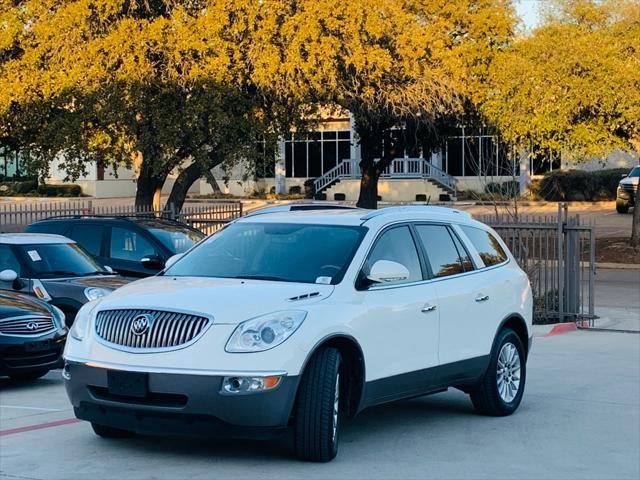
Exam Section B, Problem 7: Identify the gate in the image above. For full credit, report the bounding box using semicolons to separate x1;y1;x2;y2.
478;204;596;325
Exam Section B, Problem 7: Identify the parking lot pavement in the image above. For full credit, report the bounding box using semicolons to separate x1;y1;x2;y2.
593;269;640;332
1;330;638;480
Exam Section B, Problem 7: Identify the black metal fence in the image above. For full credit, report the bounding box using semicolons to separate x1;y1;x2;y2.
479;204;596;325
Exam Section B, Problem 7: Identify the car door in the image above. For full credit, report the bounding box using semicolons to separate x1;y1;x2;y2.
106;225;160;277
415;223;495;384
65;222;109;266
357;225;440;404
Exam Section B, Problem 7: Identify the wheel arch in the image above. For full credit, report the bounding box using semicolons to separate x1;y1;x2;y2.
296;334;366;418
494;314;530;358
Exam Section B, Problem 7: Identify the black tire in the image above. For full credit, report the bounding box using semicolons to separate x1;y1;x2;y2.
91;422;134;439
470;328;526;416
8;369;49;381
294;347;342;462
616;201;629;214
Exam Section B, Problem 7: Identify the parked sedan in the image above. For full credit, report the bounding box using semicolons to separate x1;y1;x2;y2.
27;217;205;277
0;234;128;326
0;290;67;380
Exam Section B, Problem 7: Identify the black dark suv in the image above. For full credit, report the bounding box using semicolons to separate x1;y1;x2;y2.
26;217;205;277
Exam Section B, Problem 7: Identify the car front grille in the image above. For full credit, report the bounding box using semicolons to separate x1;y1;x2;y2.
0;316;55;335
621;184;637;193
95;309;210;350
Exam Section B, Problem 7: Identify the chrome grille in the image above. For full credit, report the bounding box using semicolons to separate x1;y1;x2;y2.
95;309;210;350
0;316;55;335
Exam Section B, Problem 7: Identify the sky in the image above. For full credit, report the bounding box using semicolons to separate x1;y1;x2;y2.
515;0;544;29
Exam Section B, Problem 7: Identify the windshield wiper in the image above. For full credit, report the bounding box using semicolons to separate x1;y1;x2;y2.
80;271;111;276
40;270;81;278
232;275;289;282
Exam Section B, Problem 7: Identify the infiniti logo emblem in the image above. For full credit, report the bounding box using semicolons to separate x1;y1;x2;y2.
130;314;153;336
26;322;39;331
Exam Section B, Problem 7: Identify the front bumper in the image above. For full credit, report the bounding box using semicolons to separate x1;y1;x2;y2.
64;362;299;439
0;331;66;376
617;187;636;205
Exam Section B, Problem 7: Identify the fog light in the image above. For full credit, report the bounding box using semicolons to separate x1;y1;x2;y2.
62;363;71;380
222;375;282;394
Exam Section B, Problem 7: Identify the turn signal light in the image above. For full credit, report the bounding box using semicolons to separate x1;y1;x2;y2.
222;375;282;394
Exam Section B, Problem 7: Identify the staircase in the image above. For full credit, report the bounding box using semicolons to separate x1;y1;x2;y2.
314;158;457;196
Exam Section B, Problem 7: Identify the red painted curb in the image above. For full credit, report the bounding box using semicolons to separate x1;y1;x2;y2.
0;418;81;437
545;322;578;337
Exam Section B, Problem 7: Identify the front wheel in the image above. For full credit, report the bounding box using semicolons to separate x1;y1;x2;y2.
470;328;526;416
294;347;342;462
616;201;629;214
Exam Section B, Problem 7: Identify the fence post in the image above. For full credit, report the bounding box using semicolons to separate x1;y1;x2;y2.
557;203;564;321
565;215;581;319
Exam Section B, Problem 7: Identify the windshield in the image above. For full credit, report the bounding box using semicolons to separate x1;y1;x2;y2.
164;223;367;285
17;243;108;278
628;166;640;178
148;226;204;254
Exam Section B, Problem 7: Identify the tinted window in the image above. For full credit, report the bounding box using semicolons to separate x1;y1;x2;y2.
165;223;366;285
0;245;21;275
416;225;467;278
68;225;104;256
15;243;106;278
110;227;156;261
450;230;474;272
147;227;203;254
628;166;640;178
461;226;508;267
364;226;422;285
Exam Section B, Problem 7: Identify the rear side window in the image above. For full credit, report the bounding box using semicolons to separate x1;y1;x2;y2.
460;226;508;267
68;225;104;256
415;225;470;278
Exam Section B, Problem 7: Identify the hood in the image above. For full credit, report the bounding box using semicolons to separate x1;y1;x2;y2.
620;176;639;187
0;290;52;320
42;275;129;290
96;276;334;325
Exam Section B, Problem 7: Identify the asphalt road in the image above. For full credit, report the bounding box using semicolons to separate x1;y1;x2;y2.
1;329;639;480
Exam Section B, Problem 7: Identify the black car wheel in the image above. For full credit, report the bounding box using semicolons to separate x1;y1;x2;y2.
616;201;629;214
470;328;526;416
294;347;342;462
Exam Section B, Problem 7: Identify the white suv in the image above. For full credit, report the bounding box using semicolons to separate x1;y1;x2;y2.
63;206;533;462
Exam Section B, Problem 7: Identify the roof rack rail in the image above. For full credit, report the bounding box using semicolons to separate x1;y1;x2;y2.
37;213;189;226
245;203;359;218
360;205;471;221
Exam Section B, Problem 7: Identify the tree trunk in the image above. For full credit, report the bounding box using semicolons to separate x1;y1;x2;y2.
356;163;380;209
631;182;640;249
165;162;204;213
135;159;166;212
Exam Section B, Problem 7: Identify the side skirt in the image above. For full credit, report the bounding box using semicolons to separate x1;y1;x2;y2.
361;355;490;410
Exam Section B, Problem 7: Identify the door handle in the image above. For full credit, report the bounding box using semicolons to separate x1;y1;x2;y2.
475;294;490;302
421;304;437;313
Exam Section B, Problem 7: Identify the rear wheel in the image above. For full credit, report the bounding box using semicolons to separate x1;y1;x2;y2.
470;328;526;416
8;369;49;381
294;347;342;462
91;423;134;439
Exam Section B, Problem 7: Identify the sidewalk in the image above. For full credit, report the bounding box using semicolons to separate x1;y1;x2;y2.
592;268;640;332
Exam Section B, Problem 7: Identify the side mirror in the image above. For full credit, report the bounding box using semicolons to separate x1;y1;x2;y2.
164;253;184;270
140;255;165;270
0;269;18;283
367;260;410;285
621;174;628;178
104;265;114;274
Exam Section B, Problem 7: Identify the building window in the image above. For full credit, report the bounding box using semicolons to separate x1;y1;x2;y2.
0;146;27;180
283;131;351;179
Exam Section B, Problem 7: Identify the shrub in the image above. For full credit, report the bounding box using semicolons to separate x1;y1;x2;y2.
36;184;82;197
529;168;628;201
0;179;38;195
289;185;302;195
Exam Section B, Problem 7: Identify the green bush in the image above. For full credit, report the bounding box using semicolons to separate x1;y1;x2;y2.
36;184;83;197
485;180;520;198
0;180;38;195
530;168;628;201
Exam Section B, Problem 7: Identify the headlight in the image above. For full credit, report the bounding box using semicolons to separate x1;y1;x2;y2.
84;287;111;301
51;305;66;330
225;311;307;353
70;301;100;341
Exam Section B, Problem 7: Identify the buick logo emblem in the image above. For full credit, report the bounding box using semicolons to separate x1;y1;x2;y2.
26;322;39;331
130;314;152;336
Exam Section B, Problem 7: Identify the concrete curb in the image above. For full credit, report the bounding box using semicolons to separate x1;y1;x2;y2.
596;262;640;270
532;322;578;337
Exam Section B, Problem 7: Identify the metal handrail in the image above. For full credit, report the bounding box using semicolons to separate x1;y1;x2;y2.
314;158;457;194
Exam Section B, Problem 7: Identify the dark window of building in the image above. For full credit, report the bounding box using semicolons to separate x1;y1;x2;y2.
285;141;293;177
446;138;463;176
338;139;351;163
308;140;322;177
293;141;307;178
322;138;337;173
464;136;481;176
